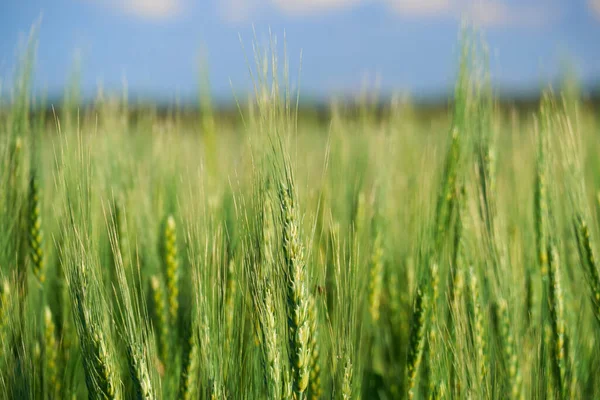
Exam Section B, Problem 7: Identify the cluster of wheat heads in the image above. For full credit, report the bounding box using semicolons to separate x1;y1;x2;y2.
1;32;600;399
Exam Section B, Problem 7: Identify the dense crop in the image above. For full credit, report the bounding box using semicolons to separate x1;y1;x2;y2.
1;32;600;399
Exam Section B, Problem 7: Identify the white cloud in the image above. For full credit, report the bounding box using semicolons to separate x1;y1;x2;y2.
387;0;451;16
221;0;553;28
389;0;554;27
89;0;183;20
465;1;550;27
220;0;260;22
271;0;363;15
589;0;600;19
220;0;363;20
467;1;512;26
123;0;182;19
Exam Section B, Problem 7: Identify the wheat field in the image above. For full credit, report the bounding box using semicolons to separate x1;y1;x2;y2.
1;32;600;399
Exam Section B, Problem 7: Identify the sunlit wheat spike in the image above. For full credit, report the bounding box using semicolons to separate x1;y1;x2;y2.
262;287;282;399
126;341;156;400
341;354;353;400
87;328;120;399
368;231;384;323
150;275;170;367
162;215;180;324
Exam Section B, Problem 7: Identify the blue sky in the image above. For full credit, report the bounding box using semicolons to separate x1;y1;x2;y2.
1;0;599;103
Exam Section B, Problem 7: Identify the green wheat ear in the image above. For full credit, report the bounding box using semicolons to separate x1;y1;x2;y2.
547;243;567;399
261;287;282;399
224;257;236;351
278;174;310;398
88;328;120;399
44;306;60;398
254;187;283;400
468;267;487;386
495;298;522;400
341;354;353;400
150;275;170;367
0;279;9;320
308;295;322;400
112;238;157;400
434;126;461;248
0;280;11;360
368;231;384;323
178;326;199;400
162;215;179;324
534;115;549;278
8;136;22;211
406;287;429;400
67;261;121;400
29;171;45;283
574;214;600;324
114;200;126;260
